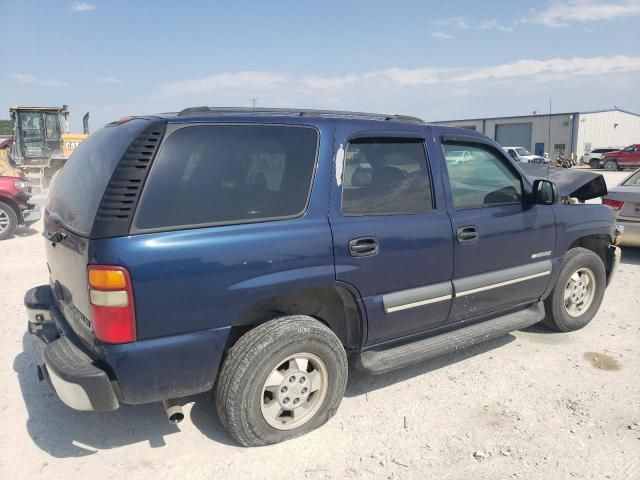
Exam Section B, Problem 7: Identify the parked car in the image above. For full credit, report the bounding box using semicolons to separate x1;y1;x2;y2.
601;144;640;171
445;149;474;164
603;168;640;247
503;146;546;164
0;175;40;239
26;108;621;447
583;147;620;169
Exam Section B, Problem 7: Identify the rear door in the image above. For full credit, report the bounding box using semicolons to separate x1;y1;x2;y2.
438;135;556;322
329;124;454;345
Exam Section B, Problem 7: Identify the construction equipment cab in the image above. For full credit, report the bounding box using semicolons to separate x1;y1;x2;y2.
25;107;621;447
9;106;89;191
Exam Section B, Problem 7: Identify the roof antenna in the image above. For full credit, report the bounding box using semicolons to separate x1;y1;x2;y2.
250;97;258;109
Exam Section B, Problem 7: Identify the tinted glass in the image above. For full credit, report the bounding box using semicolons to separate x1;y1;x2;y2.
342;138;432;215
47;118;150;235
443;142;522;209
135;125;318;229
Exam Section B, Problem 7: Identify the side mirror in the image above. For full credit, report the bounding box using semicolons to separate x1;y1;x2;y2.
531;179;558;205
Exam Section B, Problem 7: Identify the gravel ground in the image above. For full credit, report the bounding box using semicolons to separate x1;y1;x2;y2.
1;170;638;480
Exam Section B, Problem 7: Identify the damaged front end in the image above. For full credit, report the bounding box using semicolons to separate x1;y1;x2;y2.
520;163;608;203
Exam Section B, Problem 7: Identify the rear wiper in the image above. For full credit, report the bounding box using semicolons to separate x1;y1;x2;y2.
43;230;67;245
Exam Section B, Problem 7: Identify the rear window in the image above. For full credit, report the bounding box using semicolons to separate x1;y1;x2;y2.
46;119;150;235
134;125;318;230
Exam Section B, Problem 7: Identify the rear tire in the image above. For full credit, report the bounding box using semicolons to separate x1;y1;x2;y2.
0;202;18;240
604;159;618;171
215;315;348;446
543;248;606;332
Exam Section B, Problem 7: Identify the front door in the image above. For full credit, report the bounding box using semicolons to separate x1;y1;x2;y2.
440;138;556;322
330;125;454;345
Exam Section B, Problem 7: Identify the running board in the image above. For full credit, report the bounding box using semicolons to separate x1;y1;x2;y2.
354;302;544;375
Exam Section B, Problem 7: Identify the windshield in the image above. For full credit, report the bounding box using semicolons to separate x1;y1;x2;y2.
515;148;531;156
19;111;45;157
623;170;640;186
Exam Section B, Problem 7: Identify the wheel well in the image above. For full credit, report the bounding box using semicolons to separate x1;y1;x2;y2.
226;286;363;352
0;195;21;220
569;235;611;275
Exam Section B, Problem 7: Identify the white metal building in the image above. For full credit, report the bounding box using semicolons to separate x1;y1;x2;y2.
431;107;640;161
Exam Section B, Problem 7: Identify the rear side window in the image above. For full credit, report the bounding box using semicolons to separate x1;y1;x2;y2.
46;118;150;235
134;125;318;230
341;138;433;215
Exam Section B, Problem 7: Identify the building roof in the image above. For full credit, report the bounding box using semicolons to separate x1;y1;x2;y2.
430;107;640;124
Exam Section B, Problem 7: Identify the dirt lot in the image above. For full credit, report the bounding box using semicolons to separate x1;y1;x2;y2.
1;170;638;480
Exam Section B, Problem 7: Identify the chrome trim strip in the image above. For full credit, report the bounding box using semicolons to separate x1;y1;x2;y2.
531;250;552;259
383;282;453;314
386;294;452;313
456;270;551;297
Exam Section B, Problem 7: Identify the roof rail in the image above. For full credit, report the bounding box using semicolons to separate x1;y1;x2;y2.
176;106;424;123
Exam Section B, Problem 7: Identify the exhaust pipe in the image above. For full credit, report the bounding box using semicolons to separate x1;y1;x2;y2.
162;398;184;424
82;112;90;135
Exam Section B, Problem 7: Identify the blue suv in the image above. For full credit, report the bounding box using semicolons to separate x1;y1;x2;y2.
25;107;621;446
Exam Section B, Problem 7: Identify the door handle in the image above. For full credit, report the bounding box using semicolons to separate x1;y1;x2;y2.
349;237;379;257
456;226;479;244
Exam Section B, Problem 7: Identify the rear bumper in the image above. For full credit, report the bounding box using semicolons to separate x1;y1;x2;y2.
26;287;118;411
21;204;41;225
618;219;640;247
25;284;230;409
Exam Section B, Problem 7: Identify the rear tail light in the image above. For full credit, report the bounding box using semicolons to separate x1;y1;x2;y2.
88;265;136;344
602;198;624;211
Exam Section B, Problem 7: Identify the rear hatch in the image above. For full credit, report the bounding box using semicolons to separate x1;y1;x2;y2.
43;118;153;348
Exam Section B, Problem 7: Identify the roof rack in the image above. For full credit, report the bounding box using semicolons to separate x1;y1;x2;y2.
176;106;424;124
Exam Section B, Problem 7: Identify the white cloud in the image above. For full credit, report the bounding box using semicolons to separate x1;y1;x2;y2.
429;17;513;32
371;68;442;86
431;32;452;39
9;74;69;87
302;75;359;89
451;55;640;82
97;77;123;84
156;55;640;99
71;2;96;13
147;55;640;122
529;0;640;27
157;71;287;96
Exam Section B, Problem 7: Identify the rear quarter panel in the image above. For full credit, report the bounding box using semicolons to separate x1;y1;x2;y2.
90;119;337;341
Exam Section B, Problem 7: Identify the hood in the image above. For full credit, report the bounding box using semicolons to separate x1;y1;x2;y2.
519;163;608;201
601;150;621;158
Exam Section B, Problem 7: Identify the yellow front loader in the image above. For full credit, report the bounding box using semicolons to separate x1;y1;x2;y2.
8;106;89;191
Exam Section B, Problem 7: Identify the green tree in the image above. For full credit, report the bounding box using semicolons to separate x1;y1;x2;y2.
0;120;14;136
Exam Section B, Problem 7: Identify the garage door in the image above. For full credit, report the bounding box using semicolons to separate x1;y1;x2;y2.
495;123;532;150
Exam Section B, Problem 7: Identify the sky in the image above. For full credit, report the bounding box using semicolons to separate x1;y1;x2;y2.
1;0;639;131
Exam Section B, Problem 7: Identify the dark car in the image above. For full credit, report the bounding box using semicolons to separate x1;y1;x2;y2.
25;107;621;446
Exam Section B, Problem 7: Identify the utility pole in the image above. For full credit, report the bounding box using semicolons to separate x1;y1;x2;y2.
547;99;552;158
250;97;258;108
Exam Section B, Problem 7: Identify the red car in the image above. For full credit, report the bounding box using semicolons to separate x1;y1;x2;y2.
0;175;41;239
601;144;640;171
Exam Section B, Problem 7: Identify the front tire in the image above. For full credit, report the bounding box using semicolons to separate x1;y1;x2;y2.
543;248;606;332
0;201;18;240
215;315;348;446
588;159;600;169
604;159;618;171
